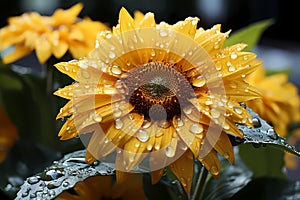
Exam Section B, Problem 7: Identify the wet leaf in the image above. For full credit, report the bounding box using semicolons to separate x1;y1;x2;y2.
223;19;274;51
202;152;253;200
15;150;117;199
230;107;300;157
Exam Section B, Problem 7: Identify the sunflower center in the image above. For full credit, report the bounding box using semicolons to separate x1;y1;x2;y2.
119;62;193;120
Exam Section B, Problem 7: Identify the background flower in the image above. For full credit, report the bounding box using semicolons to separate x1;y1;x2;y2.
0;107;18;163
245;65;300;136
0;3;109;64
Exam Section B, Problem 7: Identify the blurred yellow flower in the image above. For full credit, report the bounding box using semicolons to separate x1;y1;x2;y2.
246;66;300;136
0;108;18;163
56;174;147;200
0;3;108;64
54;8;262;193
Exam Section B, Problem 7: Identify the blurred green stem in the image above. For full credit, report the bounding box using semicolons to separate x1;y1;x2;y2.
191;166;208;200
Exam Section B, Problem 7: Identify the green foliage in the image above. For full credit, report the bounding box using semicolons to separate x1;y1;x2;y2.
223;19;274;51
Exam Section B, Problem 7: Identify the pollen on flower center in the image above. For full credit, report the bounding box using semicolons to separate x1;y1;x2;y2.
119;62;194;120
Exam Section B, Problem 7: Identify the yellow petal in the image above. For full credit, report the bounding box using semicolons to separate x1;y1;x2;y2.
87;113;144;160
170;150;194;194
206;131;234;164
172;17;199;38
35;37;52;63
2;45;31;64
119;7;135;32
198;149;220;178
151;168;165;184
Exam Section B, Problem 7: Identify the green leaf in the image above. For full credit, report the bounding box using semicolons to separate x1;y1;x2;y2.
266;68;292;76
223;19;274;51
202;152;253;200
16;150;117;200
0;73;22;90
239;144;286;179
230;107;300;157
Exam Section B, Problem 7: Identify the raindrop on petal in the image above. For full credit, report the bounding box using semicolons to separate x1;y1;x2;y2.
136;129;150;142
114;118;123;129
165;146;175;157
189;123;203;134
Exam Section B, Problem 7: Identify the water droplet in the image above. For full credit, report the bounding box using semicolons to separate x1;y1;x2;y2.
222;122;230;130
159;29;168;37
114;118;123;129
189;123;203;134
142;119;151;129
47;180;62;189
136;129;150;142
29;193;36;198
230;52;238;59
176;117;184;127
158;120;170;129
192;76;206;87
62;181;69;187
233;106;243;115
109;51;116;59
111;65;122;75
21;192;29;197
252;118;261;128
135;142;140;148
211;108;221;118
228;65;236;72
183;107;192;115
165;146;175;157
28;176;39;184
267;128;278;140
147;144;153;151
93;113;102;122
210;165;219;176
113;108;122;118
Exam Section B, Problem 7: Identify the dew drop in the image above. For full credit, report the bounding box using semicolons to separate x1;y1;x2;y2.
192;76;206;87
93;113;102;122
62;181;69;187
113;108;122;118
136;129;150;142
211;108;221;118
210;165;219;176
267;128;278;140
233;106;243;115
228;65;236;72
176;117;185;127
222;122;230;130
114;118;123;129
159;29;168;37
230;52;238;59
28;176;39;184
189;123;203;134
22;192;29;197
142;119;151;129
252;118;261;128
158;120;170;129
111;65;122;75
135;142;140;148
165;146;175;157
146;144;153;151
183;107;192;115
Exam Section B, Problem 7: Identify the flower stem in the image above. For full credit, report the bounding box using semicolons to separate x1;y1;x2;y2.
191;166;208;200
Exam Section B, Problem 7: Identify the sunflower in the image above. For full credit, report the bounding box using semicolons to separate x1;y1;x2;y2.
56;174;147;200
0;3;108;64
0;107;18;163
54;8;262;194
245;65;300;136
